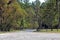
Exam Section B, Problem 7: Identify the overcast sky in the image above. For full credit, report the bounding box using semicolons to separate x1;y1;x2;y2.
29;0;45;3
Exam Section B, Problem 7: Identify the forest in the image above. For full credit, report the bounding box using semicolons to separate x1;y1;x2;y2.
0;0;60;31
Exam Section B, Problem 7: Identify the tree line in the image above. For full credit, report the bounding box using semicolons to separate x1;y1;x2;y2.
0;0;60;31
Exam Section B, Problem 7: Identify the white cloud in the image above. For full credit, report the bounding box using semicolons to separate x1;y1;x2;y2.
29;0;45;3
40;0;45;3
29;0;35;2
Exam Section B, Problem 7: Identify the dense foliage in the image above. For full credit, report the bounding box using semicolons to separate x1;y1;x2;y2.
0;0;60;31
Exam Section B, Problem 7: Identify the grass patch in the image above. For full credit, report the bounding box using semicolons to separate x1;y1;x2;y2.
37;29;60;33
0;30;20;34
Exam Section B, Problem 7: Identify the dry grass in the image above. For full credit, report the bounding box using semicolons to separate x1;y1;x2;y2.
38;29;60;33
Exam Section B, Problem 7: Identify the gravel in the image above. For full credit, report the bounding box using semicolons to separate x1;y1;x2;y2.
0;31;60;40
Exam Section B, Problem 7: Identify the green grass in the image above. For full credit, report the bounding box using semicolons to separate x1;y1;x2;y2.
37;29;60;33
0;30;20;34
0;29;60;34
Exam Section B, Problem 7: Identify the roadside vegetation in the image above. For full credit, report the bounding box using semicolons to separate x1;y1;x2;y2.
0;0;60;32
36;29;60;33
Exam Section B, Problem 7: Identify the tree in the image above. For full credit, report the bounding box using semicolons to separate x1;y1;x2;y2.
0;0;27;31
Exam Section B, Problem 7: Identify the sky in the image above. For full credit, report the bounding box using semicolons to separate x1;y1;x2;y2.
29;0;45;3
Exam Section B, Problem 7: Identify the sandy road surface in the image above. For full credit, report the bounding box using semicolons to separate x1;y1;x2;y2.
0;31;60;40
